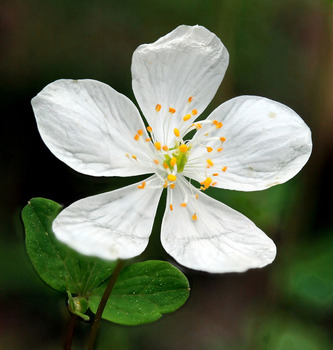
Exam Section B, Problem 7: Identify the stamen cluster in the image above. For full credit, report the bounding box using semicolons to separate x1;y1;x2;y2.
132;97;228;221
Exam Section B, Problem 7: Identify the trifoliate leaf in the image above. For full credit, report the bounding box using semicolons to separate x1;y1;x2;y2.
22;198;115;296
89;260;190;325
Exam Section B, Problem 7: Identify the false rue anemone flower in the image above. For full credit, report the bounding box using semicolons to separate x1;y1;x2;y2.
32;25;312;273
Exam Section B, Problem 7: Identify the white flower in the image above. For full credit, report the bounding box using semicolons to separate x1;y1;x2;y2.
31;25;312;273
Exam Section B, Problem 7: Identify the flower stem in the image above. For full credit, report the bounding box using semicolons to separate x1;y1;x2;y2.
87;260;124;350
64;313;77;350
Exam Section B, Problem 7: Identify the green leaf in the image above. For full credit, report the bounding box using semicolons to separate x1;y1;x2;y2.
89;260;190;325
22;198;115;296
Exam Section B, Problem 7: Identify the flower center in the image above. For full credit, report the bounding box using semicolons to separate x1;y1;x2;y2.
162;142;190;173
130;98;228;221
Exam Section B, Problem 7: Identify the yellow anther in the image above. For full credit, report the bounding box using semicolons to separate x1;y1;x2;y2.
213;120;218;125
212;181;217;186
132;155;137;160
137;129;143;136
167;174;177;182
183;114;191;121
134;134;139;141
145;138;151;142
206;147;213;152
188;96;193;103
170;183;176;189
170;204;173;211
212;173;219;176
137;181;146;189
200;186;206;191
179;144;188;153
195;194;199;200
147;126;153;132
206;159;214;168
163;179;168;188
163;162;169;169
192;109;198;115
192;213;198;221
195;123;202;129
162;145;169;151
170;157;177;167
155;104;161;112
153;159;159;165
203;177;212;189
154;142;161;151
180;203;187;207
174;128;180;137
220;137;226;142
222;166;228;172
169;107;176;113
215;122;223;129
217;147;223;152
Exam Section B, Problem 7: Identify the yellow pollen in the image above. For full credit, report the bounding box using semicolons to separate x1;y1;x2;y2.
132;155;137;160
134;134;139;141
212;181;217;186
162;145;169;151
195;194;199;199
154;142;161;151
192;213;198;221
213;120;218;125
212;173;219;176
137;181;146;189
170;157;177;167
167;174;177;182
204;133;209;136
147;126;153;132
215;122;223;129
206;159;214;168
188;96;193;103
180;203;187;207
153;159;159;165
170;183;176;189
220;137;226;142
163;162;169;169
200;186;206;191
137;129;143;136
183;114;191;121
125;153;130;158
206;147;213;152
203;177;212;189
145;138;151;142
222;166;228;172
155;104;161;112
179;144;188;153
169;107;176;113
170;204;173;211
217;148;223;152
163;179;168;188
192;109;198;115
174;128;180;137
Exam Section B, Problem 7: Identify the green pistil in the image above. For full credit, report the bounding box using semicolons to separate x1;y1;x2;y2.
163;144;190;173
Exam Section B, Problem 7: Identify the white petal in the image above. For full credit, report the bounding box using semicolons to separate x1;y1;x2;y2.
187;96;312;191
53;176;163;261
32;79;155;177
132;25;229;146
161;177;276;273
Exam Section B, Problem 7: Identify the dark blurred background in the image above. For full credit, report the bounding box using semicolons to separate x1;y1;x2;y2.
1;0;332;349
